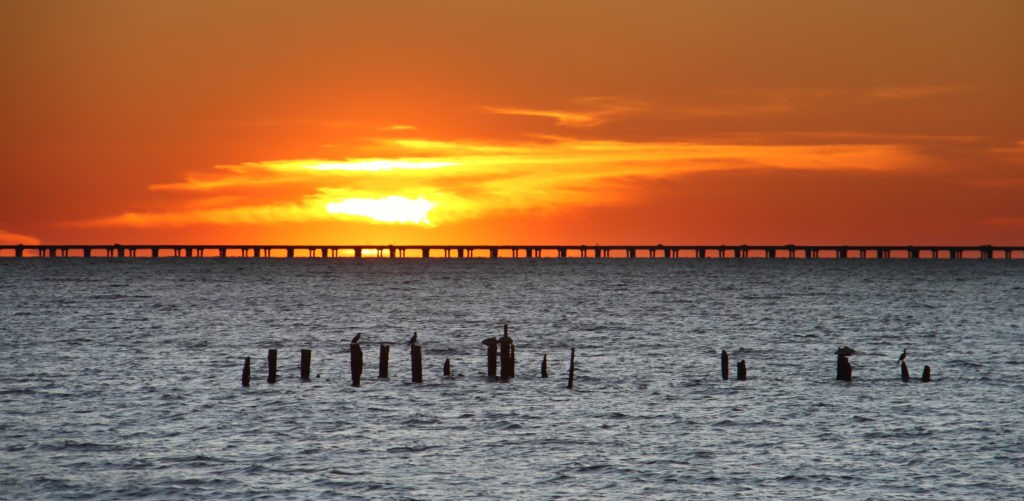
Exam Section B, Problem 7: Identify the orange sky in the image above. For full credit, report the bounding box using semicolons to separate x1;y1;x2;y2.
2;0;1023;245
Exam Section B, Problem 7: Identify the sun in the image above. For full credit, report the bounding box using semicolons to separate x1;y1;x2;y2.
325;196;435;225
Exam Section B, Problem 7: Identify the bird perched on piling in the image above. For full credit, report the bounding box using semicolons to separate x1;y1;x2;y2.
897;349;907;364
351;332;361;345
408;331;418;346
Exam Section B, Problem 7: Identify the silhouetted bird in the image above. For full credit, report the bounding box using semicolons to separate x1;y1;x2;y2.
408;331;418;346
351;332;361;345
897;349;907;364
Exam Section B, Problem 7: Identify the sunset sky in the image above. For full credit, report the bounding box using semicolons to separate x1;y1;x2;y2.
2;0;1022;245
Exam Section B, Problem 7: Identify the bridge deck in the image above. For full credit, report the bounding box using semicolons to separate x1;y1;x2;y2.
1;244;1022;259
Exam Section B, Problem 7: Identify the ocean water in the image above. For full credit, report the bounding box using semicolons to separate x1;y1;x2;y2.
1;258;1022;499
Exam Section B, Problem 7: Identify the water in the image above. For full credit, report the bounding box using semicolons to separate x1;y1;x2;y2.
1;258;1022;499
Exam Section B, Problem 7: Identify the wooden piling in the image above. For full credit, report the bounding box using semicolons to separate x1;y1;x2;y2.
300;349;311;381
541;354;548;378
567;348;576;389
483;337;498;378
411;345;423;383
242;357;251;387
721;350;729;380
737;360;747;381
351;343;363;387
922;365;931;382
267;349;277;384
901;361;910;382
499;327;514;380
443;358;451;376
378;344;390;378
836;354;852;382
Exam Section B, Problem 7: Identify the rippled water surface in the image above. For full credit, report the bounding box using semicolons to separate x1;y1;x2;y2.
1;258;1022;499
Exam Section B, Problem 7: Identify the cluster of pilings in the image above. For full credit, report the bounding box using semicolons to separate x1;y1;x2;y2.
715;347;932;384
720;350;747;381
834;346;933;383
242;337;934;389
242;325;578;389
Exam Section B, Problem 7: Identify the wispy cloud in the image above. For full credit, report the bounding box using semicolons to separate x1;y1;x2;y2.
0;227;41;245
383;124;418;131
78;135;925;229
483;97;646;127
989;140;1024;162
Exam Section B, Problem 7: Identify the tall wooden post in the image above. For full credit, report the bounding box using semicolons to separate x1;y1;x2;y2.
901;361;910;382
378;344;390;378
721;350;729;380
567;348;576;389
411;345;423;383
483;337;498;378
737;360;747;381
300;349;312;381
541;354;548;378
242;357;251;387
499;325;514;379
267;349;278;384
351;343;363;387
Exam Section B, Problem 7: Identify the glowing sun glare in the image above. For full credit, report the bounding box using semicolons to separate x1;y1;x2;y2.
325;196;435;224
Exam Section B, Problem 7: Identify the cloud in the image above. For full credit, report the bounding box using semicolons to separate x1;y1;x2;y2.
483;97;646;127
77;135;926;229
0;227;41;245
989;140;1024;162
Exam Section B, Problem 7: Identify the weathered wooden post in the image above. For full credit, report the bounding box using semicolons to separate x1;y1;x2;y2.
411;345;423;383
921;365;931;382
836;354;852;382
483;337;498;379
737;360;747;381
567;348;576;389
901;361;910;382
499;324;515;379
300;349;312;381
351;343;363;387
541;354;548;378
378;344;390;378
242;357;251;387
443;358;451;376
721;350;729;380
267;349;278;384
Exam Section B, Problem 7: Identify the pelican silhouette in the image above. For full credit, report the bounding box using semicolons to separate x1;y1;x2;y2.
351;332;361;345
408;331;418;346
897;349;907;364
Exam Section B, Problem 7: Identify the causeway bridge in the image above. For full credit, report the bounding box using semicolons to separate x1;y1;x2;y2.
1;244;1022;259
